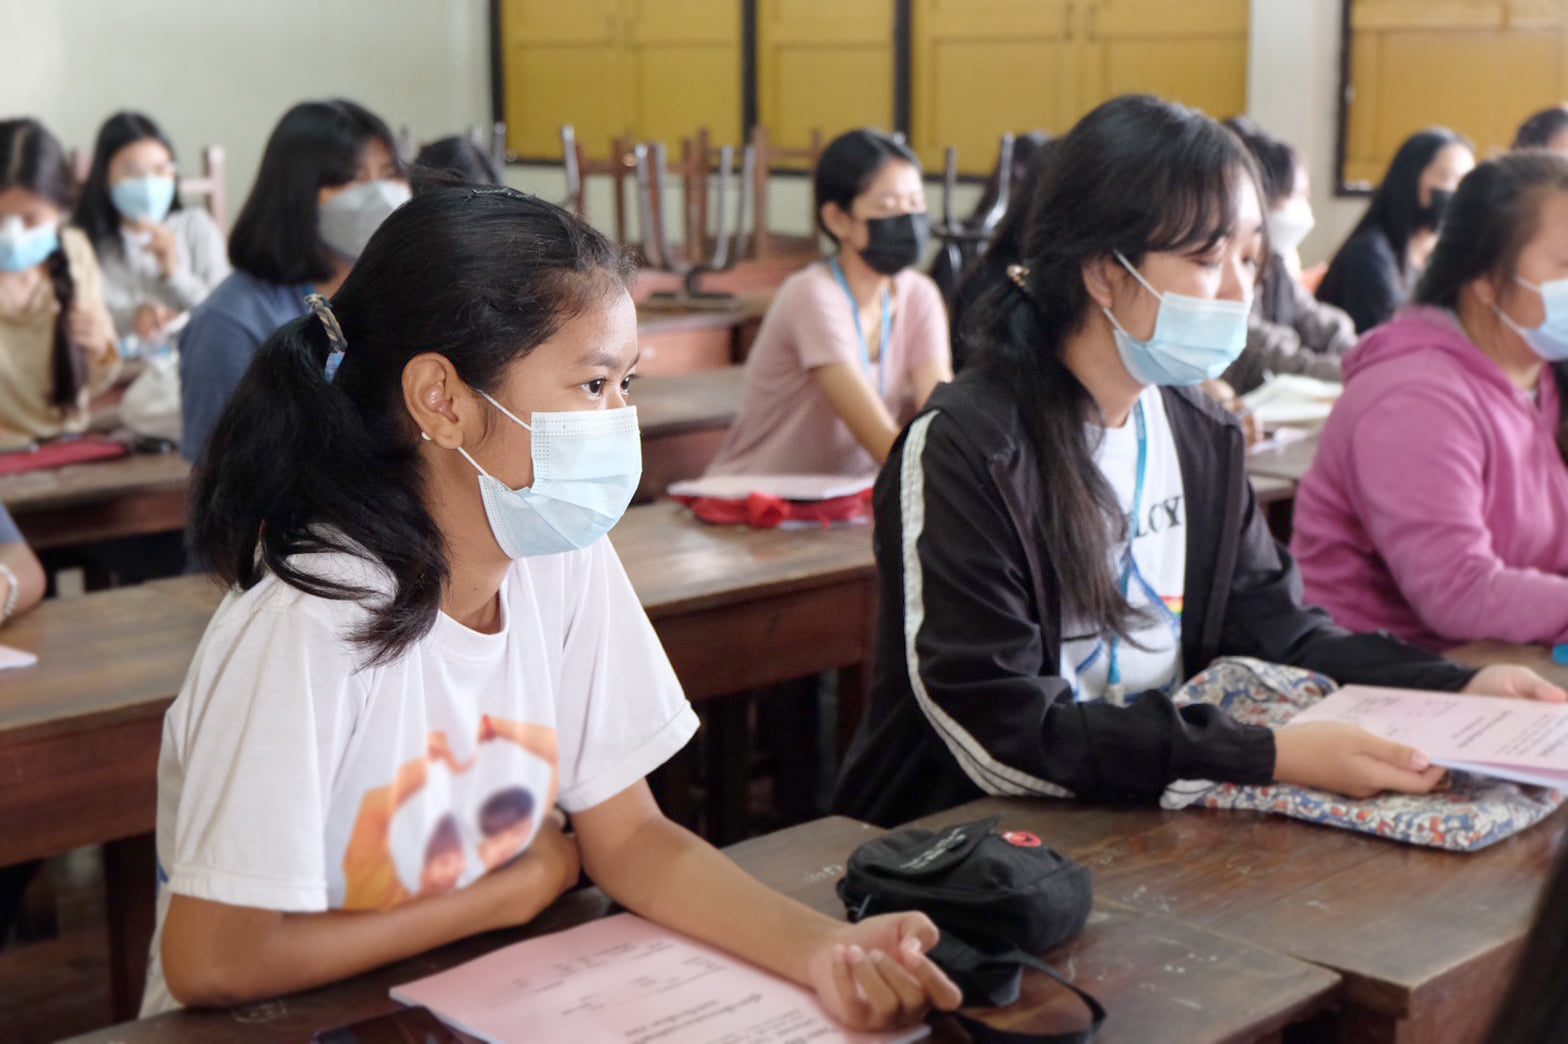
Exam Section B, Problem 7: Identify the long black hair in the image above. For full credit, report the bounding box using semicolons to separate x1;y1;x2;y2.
966;94;1263;643
191;187;635;665
1483;838;1568;1042
814;129;921;245
0;118;86;408
1347;128;1471;278
1415;150;1568;466
1514;105;1568;150
228;99;403;286
74;111;184;251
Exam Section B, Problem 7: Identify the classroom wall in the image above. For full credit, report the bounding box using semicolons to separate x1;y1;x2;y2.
0;0;492;225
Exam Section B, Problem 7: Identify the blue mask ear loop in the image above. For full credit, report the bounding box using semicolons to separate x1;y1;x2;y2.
829;256;892;399
1106;399;1149;689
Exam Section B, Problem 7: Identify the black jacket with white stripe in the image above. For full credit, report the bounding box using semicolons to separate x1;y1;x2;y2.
832;370;1477;827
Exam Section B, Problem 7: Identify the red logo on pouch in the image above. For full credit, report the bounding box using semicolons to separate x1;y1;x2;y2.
1002;831;1041;848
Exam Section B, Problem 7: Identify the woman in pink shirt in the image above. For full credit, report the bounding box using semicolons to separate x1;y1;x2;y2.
1292;150;1568;650
706;129;952;478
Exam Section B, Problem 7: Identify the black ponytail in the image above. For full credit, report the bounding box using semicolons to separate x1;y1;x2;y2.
191;187;635;665
0;118;86;408
964;94;1263;644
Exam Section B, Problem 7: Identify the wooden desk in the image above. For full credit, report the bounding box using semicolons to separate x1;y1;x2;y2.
632;366;744;502
634;292;770;375
0;452;190;551
911;798;1565;1043
60;815;1340;1044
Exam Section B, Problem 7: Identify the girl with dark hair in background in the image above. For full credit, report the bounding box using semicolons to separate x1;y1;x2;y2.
704;128;951;476
0;118;120;443
74;111;230;345
411;135;502;195
1294;152;1568;650
832;95;1557;829
179;99;408;462
143;186;961;1028
1217;116;1355;393
928;130;1052;306
1317;127;1474;333
1514;104;1568;153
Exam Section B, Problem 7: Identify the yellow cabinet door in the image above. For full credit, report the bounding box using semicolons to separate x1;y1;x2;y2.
757;0;897;164
625;0;743;147
911;0;1079;173
500;0;629;160
1344;0;1566;186
1077;0;1250;125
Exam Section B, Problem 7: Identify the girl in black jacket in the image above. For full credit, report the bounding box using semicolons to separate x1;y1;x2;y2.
834;95;1560;828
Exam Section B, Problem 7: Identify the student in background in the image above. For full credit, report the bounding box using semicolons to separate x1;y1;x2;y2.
0;119;119;443
947;137;1060;372
411;136;502;194
1219;117;1355;393
705;129;951;477
1317;128;1474;334
1514;105;1568;153
928;130;1052;306
73;111;230;347
145;187;959;1030
179;99;408;462
1293;152;1568;651
832;95;1558;829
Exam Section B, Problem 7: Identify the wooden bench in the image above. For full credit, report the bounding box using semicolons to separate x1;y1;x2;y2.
57;815;1340;1044
908;797;1565;1043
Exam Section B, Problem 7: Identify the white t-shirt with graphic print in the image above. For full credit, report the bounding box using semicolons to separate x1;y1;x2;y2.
1060;385;1188;703
139;538;697;1016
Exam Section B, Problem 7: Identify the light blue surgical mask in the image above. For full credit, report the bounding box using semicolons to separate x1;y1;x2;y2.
447;392;642;558
1103;251;1251;386
110;175;177;224
0;215;60;273
1494;276;1568;362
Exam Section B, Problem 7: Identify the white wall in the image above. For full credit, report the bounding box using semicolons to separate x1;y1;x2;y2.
0;0;492;225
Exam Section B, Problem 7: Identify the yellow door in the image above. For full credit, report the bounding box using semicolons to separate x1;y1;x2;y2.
911;0;1079;173
625;0;743;147
1077;0;1250;125
757;0;897;165
500;0;629;160
1344;0;1565;186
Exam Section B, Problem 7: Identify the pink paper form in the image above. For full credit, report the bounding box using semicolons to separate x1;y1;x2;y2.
391;913;929;1044
1290;685;1568;788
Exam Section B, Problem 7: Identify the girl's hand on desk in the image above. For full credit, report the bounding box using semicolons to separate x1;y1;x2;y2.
1274;721;1446;798
1461;665;1567;703
806;912;962;1030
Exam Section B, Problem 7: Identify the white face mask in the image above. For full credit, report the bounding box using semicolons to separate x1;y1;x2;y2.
447;391;642;558
318;179;411;261
1265;198;1315;254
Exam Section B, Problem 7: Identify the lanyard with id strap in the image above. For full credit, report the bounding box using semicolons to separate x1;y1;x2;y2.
828;256;892;398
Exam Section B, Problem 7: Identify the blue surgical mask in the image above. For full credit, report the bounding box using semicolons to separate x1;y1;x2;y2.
111;175;177;224
1103;251;1251;386
450;392;642;557
0;215;60;273
1495;276;1568;362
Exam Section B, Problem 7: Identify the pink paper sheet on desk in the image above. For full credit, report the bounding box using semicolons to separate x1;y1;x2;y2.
1291;685;1568;789
392;913;928;1044
0;644;37;670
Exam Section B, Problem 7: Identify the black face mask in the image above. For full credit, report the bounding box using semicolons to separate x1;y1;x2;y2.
856;212;931;275
1418;187;1454;231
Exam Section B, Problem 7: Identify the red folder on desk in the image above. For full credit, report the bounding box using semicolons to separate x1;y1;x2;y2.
0;436;129;476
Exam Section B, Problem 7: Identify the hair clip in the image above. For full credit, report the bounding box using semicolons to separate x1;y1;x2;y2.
1006;264;1031;291
305;292;347;383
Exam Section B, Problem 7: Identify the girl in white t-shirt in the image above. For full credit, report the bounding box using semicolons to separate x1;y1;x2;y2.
145;186;960;1029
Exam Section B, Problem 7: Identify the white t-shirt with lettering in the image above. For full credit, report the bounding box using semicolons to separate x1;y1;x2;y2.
1060;386;1187;703
140;537;697;1015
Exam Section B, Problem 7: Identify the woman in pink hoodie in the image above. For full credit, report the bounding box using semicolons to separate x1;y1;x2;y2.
1293;150;1568;650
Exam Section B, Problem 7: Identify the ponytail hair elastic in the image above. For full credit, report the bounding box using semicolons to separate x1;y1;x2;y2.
305;292;348;382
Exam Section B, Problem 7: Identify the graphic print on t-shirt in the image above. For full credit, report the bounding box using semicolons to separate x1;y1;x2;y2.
342;717;558;912
1060;387;1188;704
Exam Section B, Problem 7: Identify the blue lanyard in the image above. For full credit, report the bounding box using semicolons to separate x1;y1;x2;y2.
1107;400;1149;688
828;257;891;399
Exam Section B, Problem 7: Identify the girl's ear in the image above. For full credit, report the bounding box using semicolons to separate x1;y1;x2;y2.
403;352;468;448
1081;255;1121;311
821;201;856;245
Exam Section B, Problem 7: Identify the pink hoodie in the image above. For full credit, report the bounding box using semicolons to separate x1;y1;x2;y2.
1291;305;1568;651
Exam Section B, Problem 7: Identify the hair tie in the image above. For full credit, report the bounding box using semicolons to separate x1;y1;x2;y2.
305;292;347;383
1006;264;1031;292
